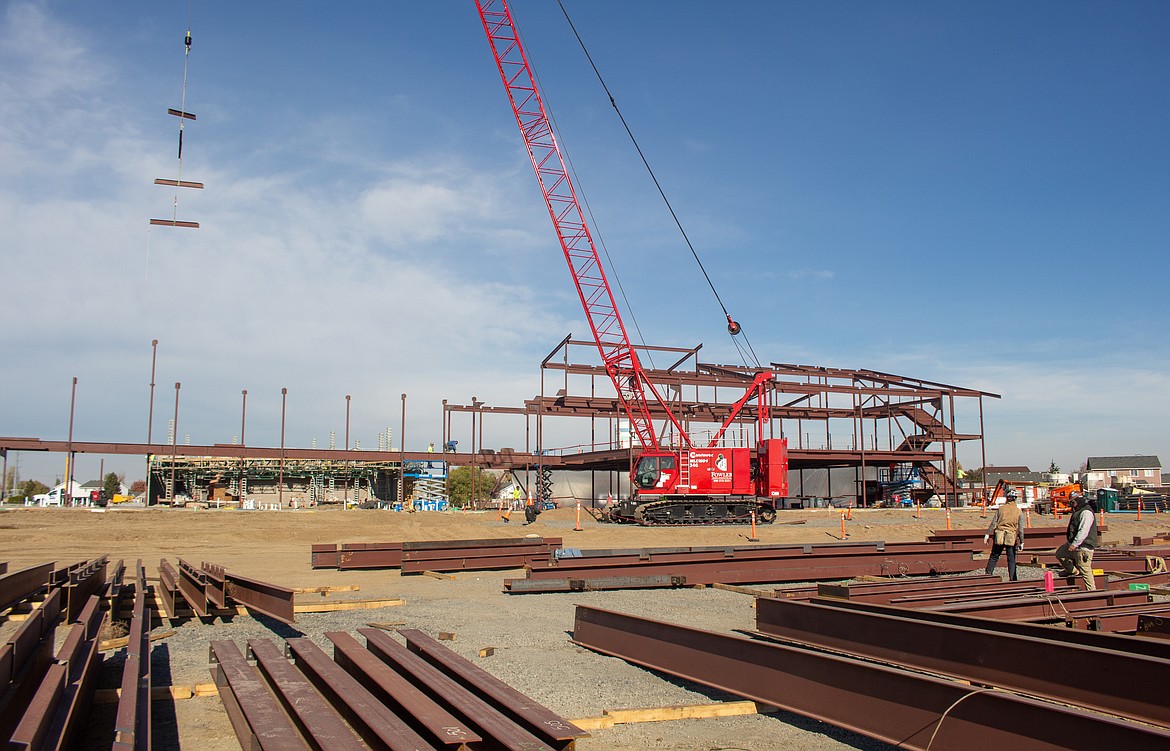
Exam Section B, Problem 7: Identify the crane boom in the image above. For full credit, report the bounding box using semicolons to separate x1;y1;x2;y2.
474;0;690;451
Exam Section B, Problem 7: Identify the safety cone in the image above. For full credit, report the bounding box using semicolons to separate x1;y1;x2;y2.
574;499;583;531
945;503;952;531
748;510;759;542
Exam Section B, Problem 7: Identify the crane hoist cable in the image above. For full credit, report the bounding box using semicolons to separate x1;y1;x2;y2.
172;10;194;221
555;0;763;370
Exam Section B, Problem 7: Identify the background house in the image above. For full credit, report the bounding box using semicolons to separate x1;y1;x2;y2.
1082;455;1163;491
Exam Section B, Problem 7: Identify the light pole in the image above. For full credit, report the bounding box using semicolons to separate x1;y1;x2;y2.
471;396;480;507
345;394;351;507
170;382;180;504
145;339;158;505
240;389;247;503
399;393;407;507
66;377;77;506
279;388;287;509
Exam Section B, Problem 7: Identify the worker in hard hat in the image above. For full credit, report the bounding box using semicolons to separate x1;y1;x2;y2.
983;489;1023;580
1054;493;1098;590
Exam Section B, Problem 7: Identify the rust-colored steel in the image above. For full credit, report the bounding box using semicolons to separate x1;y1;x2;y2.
7;660;67;750
927;526;1104;550
400;628;588;746
176;558;210;617
1062;601;1170;632
928;589;1151;620
157;559;178;618
0;587;63;741
817;576;1057;605
201;562;228;610
571;605;1170;750
360;628;558;750
246;638;368;751
313;537;564;572
1109;571;1170;590
63;556;108;621
808;596;1170;660
0;561;54;614
1137;614;1170;639
510;541;980;590
505;574;683;593
285;637;435;751
755;595;1170;728
224;571;295;625
210;640;308;751
112;588;151;751
326;631;480;750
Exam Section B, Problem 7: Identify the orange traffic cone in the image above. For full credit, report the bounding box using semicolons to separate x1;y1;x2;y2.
574;499;583;531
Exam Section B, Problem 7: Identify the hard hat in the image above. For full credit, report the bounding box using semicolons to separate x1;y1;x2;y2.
1005;489;1018;499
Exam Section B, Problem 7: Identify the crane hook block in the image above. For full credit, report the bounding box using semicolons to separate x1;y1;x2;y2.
726;315;742;336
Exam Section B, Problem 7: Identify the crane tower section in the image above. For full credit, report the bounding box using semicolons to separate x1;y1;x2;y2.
474;0;689;452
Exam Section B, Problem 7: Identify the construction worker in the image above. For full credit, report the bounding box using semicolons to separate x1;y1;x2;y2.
983;490;1023;580
427;442;435;453
1054;493;1099;590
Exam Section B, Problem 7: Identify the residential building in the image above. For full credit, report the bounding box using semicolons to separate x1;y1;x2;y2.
1082;455;1163;491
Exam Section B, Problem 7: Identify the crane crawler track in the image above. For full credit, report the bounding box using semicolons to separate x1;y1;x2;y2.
629;499;778;526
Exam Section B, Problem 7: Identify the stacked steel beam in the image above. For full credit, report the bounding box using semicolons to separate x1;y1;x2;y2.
810;573;1170;632
1;557;120;750
311;536;564;572
506;540;981;592
572;604;1170;750
211;627;588;750
159;558;295;624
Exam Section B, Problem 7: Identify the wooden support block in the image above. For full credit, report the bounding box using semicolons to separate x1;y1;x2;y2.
602;700;773;725
422;570;457;580
567;716;616;731
100;629;176;652
363;622;406;632
291;585;361;596
193;683;219;697
437;632;456;641
94;685;196;703
291;597;405;614
712;583;774;597
478;646;496;657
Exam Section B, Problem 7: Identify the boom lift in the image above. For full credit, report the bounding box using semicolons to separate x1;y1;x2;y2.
474;0;788;524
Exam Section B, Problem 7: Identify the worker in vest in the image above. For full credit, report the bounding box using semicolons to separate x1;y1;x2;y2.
1054;493;1099;590
983;490;1024;580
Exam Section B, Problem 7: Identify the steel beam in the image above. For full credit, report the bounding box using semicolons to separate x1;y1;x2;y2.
224;571;295;625
326;631;480;750
360;628;559;750
755;595;1170;728
285;637;436;751
210;639;307;751
246;638;367;751
399;628;588;746
571;605;1170;751
0;562;54;614
806;596;1170;660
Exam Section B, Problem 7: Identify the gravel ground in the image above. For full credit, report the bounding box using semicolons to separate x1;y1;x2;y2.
98;573;894;751
5;505;1166;751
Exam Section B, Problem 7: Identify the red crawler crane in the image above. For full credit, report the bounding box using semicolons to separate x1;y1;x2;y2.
475;0;788;524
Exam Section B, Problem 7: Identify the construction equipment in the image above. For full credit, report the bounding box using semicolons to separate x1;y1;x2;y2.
474;1;787;525
1036;482;1083;515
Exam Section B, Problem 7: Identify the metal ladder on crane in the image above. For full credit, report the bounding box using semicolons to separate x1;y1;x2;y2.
677;449;691;493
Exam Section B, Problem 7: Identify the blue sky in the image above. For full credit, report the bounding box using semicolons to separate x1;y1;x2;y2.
2;1;1167;485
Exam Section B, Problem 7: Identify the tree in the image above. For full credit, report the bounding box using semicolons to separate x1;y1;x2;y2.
1048;460;1060;474
447;466;500;508
130;480;146;494
102;472;121;501
963;468;983;484
16;479;49;501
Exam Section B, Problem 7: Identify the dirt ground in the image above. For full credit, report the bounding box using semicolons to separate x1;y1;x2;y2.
3;503;1168;750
